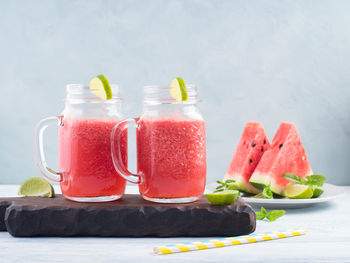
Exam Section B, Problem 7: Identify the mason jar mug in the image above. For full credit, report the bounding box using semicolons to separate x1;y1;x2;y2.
111;85;206;203
34;84;127;202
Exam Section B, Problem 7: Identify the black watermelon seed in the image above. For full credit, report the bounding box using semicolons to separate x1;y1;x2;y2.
279;144;283;149
249;158;253;163
261;147;264;152
252;142;256;147
264;139;266;144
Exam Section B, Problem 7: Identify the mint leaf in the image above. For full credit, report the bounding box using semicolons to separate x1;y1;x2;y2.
266;210;285;222
256;211;266;220
256;207;267;220
256;207;285;221
306;175;326;187
256;206;268;219
282;173;306;184
215;181;225;192
252;185;273;199
225;179;236;184
262;184;273;199
226;183;239;191
215;179;237;192
282;173;326;187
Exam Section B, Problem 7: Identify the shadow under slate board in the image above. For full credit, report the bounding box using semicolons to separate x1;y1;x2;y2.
0;194;256;237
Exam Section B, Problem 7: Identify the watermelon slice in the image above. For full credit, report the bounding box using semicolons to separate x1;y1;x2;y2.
224;122;270;194
249;122;312;196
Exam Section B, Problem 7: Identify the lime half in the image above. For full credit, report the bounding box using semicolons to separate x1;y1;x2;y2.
89;74;113;100
285;183;313;199
205;190;239;205
18;177;55;197
169;77;188;102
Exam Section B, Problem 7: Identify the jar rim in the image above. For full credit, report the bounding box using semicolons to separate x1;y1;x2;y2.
143;84;200;104
65;84;122;103
143;84;196;89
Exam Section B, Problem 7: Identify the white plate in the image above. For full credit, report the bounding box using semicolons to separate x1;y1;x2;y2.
206;182;345;209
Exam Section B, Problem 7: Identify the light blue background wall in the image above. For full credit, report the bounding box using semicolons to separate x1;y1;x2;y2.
0;0;349;185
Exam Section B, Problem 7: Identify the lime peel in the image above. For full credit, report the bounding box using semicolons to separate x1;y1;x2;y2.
205;190;239;205
169;77;188;102
284;183;313;199
312;187;324;198
89;74;113;100
18;177;55;198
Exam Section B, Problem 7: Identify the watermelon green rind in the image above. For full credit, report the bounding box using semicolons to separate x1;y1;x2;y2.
249;173;288;196
224;174;260;194
271;179;289;196
249;174;269;190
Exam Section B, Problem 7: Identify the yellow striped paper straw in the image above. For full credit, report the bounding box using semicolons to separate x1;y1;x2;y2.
154;228;307;255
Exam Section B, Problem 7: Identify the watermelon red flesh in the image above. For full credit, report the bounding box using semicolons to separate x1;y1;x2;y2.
249;122;312;196
224;122;270;194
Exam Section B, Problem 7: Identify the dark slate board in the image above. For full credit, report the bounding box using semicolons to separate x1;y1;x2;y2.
0;198;16;231
1;194;255;237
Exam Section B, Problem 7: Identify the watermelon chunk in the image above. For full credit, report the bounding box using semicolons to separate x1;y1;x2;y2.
224;122;270;194
249;122;312;196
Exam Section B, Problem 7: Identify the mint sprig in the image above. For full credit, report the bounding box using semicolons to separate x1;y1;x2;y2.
256;206;285;222
262;184;273;199
282;173;306;184
215;179;239;192
305;174;326;187
252;184;273;199
282;173;326;187
256;206;268;220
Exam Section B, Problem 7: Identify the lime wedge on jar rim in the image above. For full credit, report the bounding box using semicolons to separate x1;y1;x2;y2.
89;74;113;100
18;177;55;197
169;77;188;102
205;190;240;205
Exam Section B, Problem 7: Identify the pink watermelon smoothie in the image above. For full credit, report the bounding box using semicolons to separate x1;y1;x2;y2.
59;118;127;198
224;122;270;194
137;117;206;199
250;122;312;195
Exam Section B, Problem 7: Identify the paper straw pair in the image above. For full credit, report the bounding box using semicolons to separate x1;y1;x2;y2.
154;228;307;255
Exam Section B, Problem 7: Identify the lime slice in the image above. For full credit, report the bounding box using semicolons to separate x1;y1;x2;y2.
169;77;188;102
312;187;324;198
205;190;239;205
18;177;55;197
89;74;112;100
285;183;313;199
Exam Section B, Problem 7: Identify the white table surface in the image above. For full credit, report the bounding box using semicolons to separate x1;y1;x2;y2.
0;184;349;263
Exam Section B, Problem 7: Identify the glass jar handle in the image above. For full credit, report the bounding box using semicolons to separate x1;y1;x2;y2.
34;116;63;182
111;118;140;184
